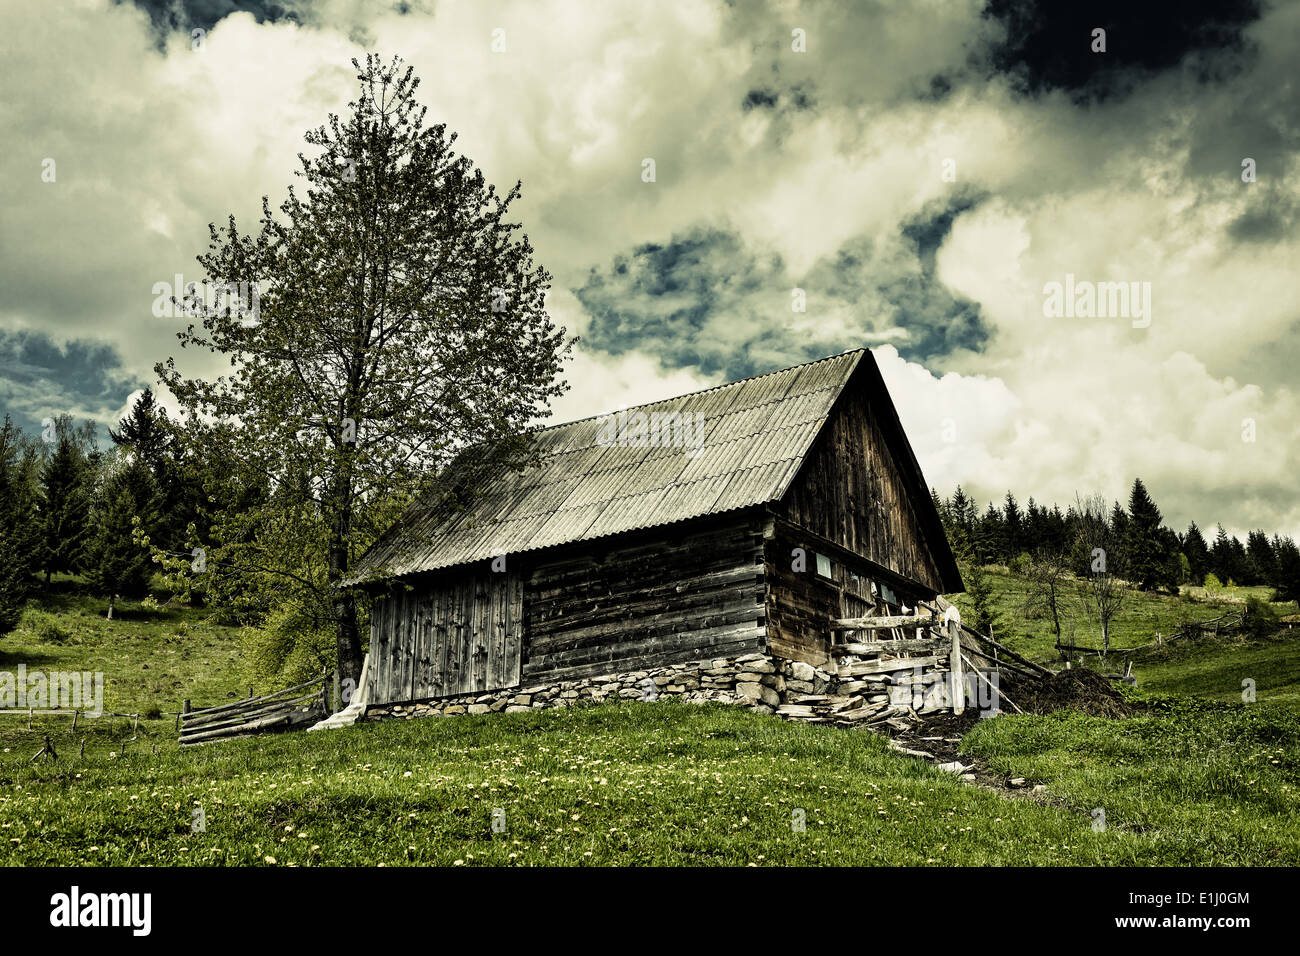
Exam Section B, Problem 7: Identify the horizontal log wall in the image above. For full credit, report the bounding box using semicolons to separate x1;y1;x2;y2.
522;516;767;682
369;569;523;706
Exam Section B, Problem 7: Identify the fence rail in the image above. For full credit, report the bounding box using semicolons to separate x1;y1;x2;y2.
178;672;330;746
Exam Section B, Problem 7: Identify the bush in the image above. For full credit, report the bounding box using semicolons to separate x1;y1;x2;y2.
1241;597;1278;641
241;603;335;687
18;609;72;644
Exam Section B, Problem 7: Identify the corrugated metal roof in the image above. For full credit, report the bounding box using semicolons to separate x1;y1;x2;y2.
347;349;865;582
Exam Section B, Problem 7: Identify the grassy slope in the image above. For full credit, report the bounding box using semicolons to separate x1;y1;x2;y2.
1;574;1297;866
947;566;1300;709
3;700;1296;866
0;580;249;753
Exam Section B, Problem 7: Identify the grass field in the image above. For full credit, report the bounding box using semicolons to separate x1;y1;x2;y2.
1;571;1297;866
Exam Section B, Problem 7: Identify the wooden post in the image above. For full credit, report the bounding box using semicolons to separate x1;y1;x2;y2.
948;618;965;716
333;668;341;713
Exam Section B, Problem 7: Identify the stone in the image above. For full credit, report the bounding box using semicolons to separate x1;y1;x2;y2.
790;661;816;681
736;682;780;707
468;704;490;715
443;705;466;715
504;705;531;713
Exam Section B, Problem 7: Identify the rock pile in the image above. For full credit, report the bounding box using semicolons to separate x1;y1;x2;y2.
365;648;955;732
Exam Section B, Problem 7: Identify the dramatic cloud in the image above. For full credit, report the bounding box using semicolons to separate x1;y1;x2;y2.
2;0;1297;539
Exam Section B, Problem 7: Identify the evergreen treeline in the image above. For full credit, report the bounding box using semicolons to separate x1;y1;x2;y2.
934;479;1300;602
0;390;214;632
3;391;1299;640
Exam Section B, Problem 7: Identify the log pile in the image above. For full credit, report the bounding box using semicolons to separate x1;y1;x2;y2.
179;674;330;746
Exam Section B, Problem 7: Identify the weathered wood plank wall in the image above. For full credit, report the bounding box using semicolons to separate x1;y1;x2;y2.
369;569;523;705
764;522;930;666
778;385;943;593
521;516;767;683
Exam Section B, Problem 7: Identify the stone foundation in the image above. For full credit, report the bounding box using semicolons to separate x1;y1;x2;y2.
363;649;960;730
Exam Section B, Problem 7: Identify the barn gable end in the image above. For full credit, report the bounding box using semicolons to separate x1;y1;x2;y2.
763;353;962;665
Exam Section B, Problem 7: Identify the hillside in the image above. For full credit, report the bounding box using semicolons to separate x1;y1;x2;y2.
947;565;1300;711
1;569;1297;865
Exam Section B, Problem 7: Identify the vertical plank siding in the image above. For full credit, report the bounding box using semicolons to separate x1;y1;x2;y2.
778;385;943;593
763;523;927;666
368;569;523;705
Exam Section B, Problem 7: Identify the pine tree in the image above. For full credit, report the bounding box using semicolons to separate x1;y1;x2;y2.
974;502;1004;564
0;418;41;634
109;388;170;471
1272;536;1300;603
1182;522;1209;584
87;457;159;608
1210;525;1233;584
1125;478;1167;590
1003;492;1024;561
965;560;1001;637
1246;531;1277;587
39;416;95;583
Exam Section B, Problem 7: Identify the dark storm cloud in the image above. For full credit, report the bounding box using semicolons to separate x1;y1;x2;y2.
121;0;297;33
575;198;992;382
741;84;814;113
980;0;1264;103
0;330;138;435
574;229;790;380
1228;187;1300;243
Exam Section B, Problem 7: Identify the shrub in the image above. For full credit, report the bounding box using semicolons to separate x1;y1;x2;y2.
1240;596;1278;641
18;609;72;644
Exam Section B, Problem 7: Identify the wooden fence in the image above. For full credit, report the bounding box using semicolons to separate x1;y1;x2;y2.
178;673;330;746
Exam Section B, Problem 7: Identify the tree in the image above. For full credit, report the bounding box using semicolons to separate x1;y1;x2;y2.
973;502;1004;564
39;415;97;583
1182;522;1209;585
0;419;43;634
1074;493;1127;656
1272;536;1300;603
1124;478;1167;590
1002;491;1023;560
109;388;170;471
1246;530;1277;587
86;456;160;612
156;56;571;685
1022;545;1072;658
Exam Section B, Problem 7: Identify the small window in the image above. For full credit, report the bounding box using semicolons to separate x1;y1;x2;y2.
814;552;833;579
880;583;897;606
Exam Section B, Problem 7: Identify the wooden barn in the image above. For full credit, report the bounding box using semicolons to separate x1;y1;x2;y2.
346;349;963;711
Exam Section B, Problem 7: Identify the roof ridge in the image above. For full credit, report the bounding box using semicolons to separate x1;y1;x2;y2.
530;348;867;435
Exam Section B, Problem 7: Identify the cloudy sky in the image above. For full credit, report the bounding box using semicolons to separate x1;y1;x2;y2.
2;0;1297;538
